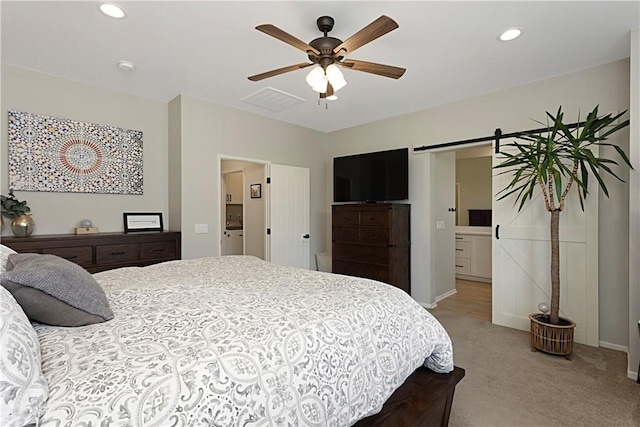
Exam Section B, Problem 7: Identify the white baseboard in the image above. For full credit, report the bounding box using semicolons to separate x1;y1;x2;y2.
419;301;438;309
599;341;628;353
417;289;458;310
627;370;638;381
436;288;457;302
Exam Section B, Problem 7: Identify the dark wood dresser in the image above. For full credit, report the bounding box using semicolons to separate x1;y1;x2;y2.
332;203;410;293
1;231;181;273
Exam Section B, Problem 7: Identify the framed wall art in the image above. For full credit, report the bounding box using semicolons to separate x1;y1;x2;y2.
8;111;143;194
250;183;262;199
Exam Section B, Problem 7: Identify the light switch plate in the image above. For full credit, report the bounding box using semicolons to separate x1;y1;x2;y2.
436;221;445;230
195;223;208;234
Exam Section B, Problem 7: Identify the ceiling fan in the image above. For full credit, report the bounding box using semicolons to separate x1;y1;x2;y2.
248;15;406;99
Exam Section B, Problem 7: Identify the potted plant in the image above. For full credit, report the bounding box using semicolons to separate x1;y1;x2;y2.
494;105;631;357
1;190;35;236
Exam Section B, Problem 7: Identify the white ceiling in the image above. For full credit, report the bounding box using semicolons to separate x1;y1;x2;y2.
2;1;639;133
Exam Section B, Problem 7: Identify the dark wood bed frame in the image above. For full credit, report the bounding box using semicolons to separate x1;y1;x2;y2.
354;366;465;426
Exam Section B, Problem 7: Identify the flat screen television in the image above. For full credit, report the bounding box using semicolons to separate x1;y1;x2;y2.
333;147;409;203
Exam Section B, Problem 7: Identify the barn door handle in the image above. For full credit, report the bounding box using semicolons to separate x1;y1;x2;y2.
495;225;500;240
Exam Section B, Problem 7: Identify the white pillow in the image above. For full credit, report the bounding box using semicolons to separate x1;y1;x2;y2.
0;284;48;426
0;244;17;273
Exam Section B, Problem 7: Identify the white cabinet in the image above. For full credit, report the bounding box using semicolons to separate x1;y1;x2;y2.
471;235;492;278
455;232;491;282
455;235;471;275
222;229;243;255
225;172;243;204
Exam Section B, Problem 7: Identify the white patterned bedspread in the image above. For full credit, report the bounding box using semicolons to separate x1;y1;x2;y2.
36;255;453;426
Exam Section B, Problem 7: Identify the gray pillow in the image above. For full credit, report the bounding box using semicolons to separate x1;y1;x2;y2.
1;253;113;326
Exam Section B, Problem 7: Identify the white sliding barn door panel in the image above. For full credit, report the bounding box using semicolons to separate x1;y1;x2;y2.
492;139;599;346
268;164;310;269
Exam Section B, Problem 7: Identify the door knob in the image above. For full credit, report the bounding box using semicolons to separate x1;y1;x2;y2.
303;234;310;239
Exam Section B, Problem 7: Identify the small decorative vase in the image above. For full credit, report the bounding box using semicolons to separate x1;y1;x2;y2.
11;215;35;237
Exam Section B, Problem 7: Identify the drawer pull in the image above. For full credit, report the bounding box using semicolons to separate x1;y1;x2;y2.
455;264;464;268
455;237;463;240
65;255;78;259
152;249;165;252
111;251;126;255
455;248;463;251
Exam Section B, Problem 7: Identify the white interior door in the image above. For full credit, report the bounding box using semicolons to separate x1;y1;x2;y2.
268;164;310;269
492;139;599;346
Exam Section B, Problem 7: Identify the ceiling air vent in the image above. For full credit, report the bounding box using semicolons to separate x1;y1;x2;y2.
241;87;305;112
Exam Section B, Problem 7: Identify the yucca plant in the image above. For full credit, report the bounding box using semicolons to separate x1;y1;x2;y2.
494;105;631;325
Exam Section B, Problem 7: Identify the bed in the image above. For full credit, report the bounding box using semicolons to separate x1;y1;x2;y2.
0;252;463;426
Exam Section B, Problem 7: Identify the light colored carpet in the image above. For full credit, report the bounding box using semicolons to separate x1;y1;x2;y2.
429;308;640;427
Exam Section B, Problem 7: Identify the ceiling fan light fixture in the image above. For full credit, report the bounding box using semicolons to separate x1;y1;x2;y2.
306;66;328;93
321;83;338;101
325;64;347;92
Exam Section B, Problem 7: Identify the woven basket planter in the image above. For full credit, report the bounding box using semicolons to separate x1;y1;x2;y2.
529;313;576;359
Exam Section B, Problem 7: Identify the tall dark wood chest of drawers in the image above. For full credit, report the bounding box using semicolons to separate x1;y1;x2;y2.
332;203;410;293
1;231;181;273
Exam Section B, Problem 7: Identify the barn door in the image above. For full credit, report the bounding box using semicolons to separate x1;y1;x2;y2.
492;139;599;346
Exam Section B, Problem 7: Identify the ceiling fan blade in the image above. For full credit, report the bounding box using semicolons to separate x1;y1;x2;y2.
339;59;406;79
333;16;399;56
256;24;320;56
248;63;314;81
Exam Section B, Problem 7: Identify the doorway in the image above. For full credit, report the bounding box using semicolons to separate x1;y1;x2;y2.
435;144;493;321
218;157;312;270
220;158;267;259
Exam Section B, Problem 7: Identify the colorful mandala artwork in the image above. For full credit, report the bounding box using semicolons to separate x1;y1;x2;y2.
7;111;143;194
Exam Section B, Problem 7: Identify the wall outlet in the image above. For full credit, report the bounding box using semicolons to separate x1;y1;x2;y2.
195;223;208;234
436;221;445;230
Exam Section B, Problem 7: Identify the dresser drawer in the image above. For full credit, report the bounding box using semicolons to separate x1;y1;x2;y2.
332;210;360;226
333;226;360;242
333;243;389;265
360;227;389;243
455;242;471;259
96;244;138;264
360;210;389;227
140;241;176;260
455;258;471;275
43;246;93;268
333;260;390;283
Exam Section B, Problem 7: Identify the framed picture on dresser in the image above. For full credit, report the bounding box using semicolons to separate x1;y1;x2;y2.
123;212;163;232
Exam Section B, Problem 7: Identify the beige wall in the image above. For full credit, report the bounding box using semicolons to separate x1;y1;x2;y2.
456;156;492;226
173;95;328;263
1;64;168;236
328;59;631;348
628;27;639;379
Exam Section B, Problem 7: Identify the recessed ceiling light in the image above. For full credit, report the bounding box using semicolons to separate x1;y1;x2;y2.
100;3;126;19
498;28;522;42
118;60;135;71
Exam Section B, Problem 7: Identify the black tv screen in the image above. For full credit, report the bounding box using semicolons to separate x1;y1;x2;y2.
333;148;409;203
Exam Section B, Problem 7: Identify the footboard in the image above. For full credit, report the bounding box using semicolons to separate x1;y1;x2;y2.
353;366;465;427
